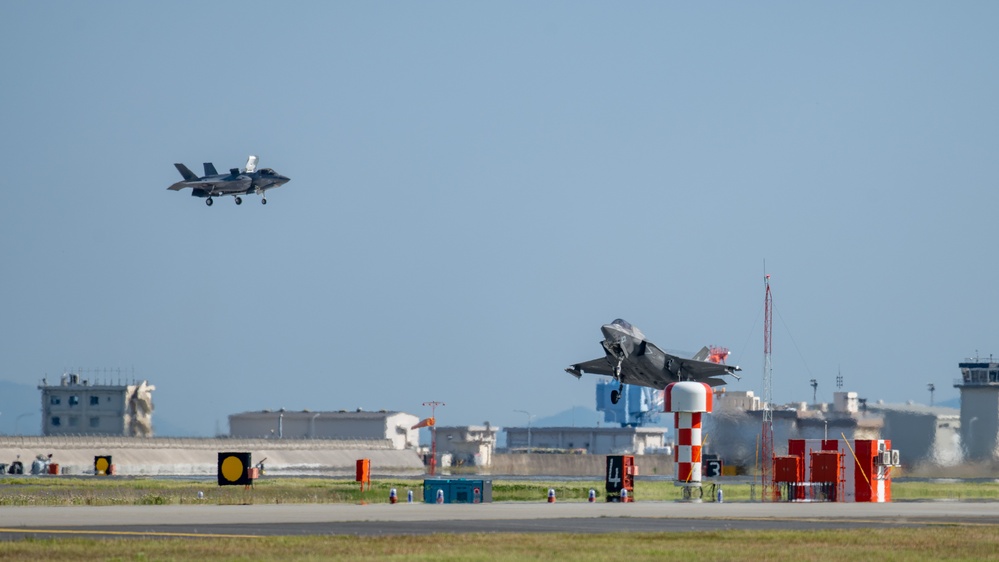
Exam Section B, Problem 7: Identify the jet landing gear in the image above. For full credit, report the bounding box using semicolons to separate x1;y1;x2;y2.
610;361;624;404
205;197;213;206
261;197;267;205
234;196;242;205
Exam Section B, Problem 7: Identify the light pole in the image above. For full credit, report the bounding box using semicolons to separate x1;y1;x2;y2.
310;413;321;438
809;379;818;405
423;401;444;476
927;383;936;407
514;410;534;454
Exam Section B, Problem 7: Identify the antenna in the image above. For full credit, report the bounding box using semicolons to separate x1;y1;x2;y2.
761;269;776;501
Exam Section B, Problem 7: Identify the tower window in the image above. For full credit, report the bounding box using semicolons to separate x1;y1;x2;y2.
90;396;99;406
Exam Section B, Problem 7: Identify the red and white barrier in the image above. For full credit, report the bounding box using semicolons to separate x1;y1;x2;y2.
665;381;713;485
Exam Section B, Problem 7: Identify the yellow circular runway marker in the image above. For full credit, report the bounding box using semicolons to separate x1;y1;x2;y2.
217;452;252;486
221;455;245;482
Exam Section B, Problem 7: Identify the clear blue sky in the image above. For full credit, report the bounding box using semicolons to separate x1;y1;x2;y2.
2;2;997;435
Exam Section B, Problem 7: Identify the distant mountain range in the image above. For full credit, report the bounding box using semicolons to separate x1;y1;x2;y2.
534;406;609;428
935;396;960;409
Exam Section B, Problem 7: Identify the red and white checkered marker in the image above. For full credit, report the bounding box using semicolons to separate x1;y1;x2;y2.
665;382;713;485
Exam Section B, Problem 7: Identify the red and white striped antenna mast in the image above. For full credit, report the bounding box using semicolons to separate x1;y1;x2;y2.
761;271;776;500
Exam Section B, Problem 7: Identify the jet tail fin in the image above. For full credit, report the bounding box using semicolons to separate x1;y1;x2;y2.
203;163;218;176
174;163;198;181
244;155;258;173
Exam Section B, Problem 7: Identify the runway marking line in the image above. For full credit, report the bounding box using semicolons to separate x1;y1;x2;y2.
705;516;989;527
0;528;262;539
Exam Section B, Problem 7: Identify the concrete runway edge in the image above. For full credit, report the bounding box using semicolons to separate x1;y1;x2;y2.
1;501;998;538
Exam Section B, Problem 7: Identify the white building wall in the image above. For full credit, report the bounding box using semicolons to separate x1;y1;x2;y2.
504;427;665;455
932;417;962;466
435;425;498;466
386;413;419;449
833;392;859;414
716;391;760;412
228;411;419;449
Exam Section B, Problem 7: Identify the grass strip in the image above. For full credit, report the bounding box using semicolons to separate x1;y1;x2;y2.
1;477;997;505
2;526;998;561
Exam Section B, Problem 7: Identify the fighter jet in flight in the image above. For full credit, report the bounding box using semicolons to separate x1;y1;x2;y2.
566;319;741;404
168;155;290;206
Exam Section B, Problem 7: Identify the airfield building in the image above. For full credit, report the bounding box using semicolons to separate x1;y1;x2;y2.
503;426;668;455
38;373;155;437
954;358;999;463
228;409;420;450
863;402;961;467
433;424;500;467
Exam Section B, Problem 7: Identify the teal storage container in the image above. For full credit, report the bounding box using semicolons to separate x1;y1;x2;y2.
423;478;492;503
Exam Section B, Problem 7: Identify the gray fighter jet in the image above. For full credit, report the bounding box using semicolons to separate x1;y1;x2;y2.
566;319;741;404
168;156;290;206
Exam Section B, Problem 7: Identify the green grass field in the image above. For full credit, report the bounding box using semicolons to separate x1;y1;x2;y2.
2;527;998;561
1;476;998;505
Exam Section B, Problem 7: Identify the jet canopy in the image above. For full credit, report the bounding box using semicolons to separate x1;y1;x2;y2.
610;319;645;340
611;318;633;330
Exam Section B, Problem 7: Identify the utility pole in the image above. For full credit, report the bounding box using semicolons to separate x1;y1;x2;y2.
423;401;444;476
810;379;818;405
927;383;935;407
514;410;534;453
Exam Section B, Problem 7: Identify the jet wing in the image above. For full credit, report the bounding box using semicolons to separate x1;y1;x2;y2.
662;345;741;383
565;357;615;378
567;344;741;389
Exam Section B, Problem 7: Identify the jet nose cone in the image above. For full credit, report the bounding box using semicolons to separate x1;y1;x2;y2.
601;324;622;341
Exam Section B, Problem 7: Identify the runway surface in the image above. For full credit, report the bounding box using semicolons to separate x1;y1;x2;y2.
1;500;998;539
